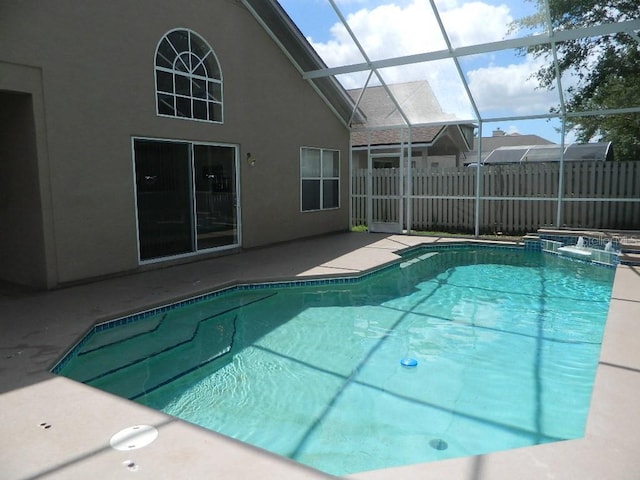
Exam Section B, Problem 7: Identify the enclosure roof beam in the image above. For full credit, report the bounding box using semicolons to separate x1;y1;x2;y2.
543;0;566;119
328;0;412;127
302;19;640;80
428;0;481;123
475;106;640;124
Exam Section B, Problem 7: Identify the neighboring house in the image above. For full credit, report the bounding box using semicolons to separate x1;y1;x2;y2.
348;81;475;169
465;128;555;164
481;142;613;165
0;1;356;289
466;130;613;165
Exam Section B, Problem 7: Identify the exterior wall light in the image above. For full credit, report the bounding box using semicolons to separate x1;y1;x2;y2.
247;152;256;166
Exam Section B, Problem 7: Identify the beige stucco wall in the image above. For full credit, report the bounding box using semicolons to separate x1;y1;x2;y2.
0;1;350;287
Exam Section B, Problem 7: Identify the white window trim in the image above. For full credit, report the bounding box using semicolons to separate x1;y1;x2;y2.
300;146;341;212
131;136;241;265
154;28;224;124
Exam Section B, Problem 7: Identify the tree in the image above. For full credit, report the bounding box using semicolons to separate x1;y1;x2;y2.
512;0;640;160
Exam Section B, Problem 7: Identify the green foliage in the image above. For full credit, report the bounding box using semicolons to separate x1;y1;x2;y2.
512;0;640;160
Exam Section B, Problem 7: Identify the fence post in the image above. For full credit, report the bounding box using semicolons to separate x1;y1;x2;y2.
555;120;566;228
474;123;483;237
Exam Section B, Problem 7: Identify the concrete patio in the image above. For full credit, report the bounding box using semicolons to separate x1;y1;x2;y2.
1;232;639;479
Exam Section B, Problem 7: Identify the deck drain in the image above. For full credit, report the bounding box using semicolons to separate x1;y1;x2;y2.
110;425;158;451
123;460;139;471
429;438;448;450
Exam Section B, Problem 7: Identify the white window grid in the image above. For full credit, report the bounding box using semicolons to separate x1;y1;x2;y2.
300;147;341;212
155;29;223;123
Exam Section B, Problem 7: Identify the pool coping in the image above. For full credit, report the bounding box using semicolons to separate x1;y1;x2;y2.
1;232;639;479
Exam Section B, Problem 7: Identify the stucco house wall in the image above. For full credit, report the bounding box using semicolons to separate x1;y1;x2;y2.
0;1;350;288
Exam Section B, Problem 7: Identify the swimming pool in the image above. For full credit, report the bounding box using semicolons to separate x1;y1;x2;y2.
55;245;614;476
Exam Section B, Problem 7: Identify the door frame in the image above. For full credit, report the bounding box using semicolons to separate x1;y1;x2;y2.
367;151;404;234
132;136;241;264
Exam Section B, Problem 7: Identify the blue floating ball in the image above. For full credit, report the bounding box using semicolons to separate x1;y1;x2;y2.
400;357;418;367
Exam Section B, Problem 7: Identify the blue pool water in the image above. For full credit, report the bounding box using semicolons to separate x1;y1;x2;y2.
56;247;614;475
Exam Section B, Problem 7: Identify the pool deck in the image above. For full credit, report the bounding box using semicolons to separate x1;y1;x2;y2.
1;232;639;479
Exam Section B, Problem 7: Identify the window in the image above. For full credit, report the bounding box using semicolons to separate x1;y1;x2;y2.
134;139;239;261
155;29;223;123
301;147;340;211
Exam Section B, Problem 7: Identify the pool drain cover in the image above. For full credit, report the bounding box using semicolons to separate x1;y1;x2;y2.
110;425;158;451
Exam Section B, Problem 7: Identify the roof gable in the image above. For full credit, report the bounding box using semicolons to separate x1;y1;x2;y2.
242;0;362;126
348;80;457;127
473;134;554;152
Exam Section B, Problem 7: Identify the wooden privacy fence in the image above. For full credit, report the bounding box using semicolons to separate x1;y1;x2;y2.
351;161;640;234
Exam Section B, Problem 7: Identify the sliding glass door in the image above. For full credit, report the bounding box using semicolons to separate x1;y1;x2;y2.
134;139;239;261
193;145;238;250
134;140;192;259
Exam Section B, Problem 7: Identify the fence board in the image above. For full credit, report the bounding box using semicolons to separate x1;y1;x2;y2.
351;162;640;233
590;162;599;227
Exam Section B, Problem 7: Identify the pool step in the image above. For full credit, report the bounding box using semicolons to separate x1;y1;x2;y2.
61;291;278;387
619;238;640;266
400;252;439;268
90;314;238;400
619;252;640;267
620;240;640;254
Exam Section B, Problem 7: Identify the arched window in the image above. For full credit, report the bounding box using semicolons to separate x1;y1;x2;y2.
155;29;223;123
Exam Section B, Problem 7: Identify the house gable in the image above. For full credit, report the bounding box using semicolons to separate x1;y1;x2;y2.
0;1;352;288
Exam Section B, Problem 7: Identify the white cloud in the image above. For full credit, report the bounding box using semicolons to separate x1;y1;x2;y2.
466;55;559;116
308;0;538;119
311;0;513;65
441;1;513;46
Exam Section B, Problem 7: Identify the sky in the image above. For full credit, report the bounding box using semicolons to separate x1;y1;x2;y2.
277;0;578;144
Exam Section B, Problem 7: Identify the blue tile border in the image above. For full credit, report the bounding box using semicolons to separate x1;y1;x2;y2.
396;241;522;257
